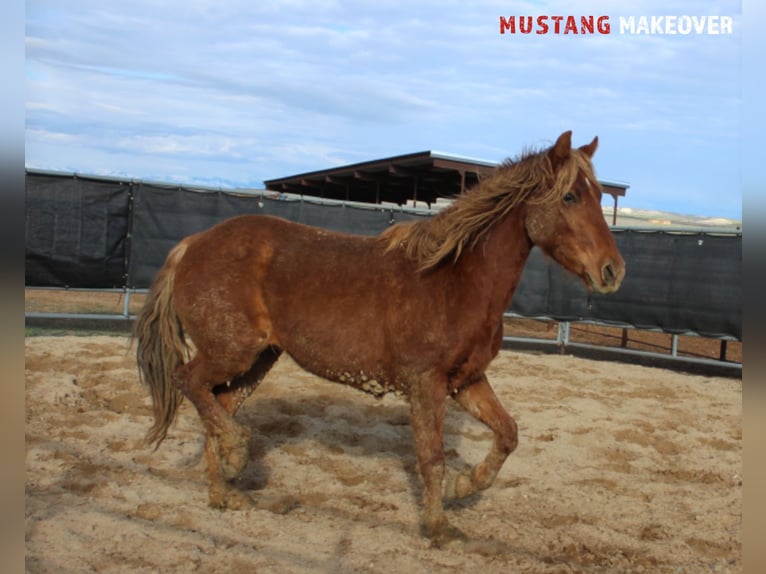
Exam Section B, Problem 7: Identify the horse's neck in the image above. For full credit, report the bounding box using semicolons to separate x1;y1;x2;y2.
454;208;533;317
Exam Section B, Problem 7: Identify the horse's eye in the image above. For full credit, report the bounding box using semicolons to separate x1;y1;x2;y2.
563;192;577;204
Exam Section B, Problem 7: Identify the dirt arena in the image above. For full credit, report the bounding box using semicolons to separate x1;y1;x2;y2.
25;334;741;573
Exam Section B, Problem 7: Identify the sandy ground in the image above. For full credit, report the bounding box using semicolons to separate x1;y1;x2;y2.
25;335;741;573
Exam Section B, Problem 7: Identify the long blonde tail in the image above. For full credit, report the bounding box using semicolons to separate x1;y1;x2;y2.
133;243;189;448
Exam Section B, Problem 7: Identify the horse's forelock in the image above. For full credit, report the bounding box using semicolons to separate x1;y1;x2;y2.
526;146;596;207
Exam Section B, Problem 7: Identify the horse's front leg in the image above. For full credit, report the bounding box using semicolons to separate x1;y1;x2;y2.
444;374;518;500
409;373;466;547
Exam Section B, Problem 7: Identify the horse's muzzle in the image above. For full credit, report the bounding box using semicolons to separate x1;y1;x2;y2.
586;258;625;294
599;258;625;293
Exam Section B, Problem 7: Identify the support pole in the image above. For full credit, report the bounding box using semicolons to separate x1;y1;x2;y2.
719;340;728;362
123;289;131;318
557;321;570;352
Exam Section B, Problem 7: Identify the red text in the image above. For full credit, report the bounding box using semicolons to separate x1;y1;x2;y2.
500;15;611;35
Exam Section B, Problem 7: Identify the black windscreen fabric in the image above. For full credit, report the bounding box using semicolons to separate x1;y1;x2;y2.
589;230;741;339
510;247;590;320
127;187;413;288
510;230;741;339
222;194;413;236
26;172;741;340
127;184;226;288
25;173;130;287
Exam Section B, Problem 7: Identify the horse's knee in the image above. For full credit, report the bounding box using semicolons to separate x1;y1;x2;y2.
498;416;519;455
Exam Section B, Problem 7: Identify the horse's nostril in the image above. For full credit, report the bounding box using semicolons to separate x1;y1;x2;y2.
602;263;616;284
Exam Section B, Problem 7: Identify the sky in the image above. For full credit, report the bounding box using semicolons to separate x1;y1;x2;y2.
25;0;743;219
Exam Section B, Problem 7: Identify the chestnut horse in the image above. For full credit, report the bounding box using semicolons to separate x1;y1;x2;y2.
134;131;625;547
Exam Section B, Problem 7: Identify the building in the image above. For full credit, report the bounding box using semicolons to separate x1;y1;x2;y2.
264;151;629;223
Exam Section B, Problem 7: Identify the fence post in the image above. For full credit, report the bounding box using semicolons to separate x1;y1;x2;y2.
557;321;570;350
123;289;131;318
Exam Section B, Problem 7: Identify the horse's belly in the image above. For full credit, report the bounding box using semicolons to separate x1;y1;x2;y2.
321;365;407;398
278;324;408;397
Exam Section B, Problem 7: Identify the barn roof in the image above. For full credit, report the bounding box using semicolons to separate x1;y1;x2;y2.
264;150;629;212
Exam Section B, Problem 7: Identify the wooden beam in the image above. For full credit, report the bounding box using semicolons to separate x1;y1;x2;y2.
432;158;495;178
388;164;414;177
324;175;345;185
353;170;378;182
602;184;627;198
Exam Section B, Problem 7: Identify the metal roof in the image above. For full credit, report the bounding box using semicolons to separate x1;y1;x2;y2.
264;150;629;208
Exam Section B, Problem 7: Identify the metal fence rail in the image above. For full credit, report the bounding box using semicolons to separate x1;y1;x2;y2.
25;287;741;377
502;312;740;374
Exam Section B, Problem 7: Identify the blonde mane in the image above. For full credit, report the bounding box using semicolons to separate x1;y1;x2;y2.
379;144;597;271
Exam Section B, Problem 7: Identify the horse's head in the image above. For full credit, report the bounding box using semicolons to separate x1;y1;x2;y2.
524;131;625;294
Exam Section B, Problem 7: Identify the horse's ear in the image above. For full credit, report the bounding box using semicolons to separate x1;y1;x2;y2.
579;136;598;158
550;130;572;166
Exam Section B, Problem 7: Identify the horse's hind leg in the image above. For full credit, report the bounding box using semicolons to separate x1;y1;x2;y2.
444;374;518;500
172;344;272;510
209;347;282;478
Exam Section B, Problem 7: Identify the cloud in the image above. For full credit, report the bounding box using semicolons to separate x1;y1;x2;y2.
25;0;742;218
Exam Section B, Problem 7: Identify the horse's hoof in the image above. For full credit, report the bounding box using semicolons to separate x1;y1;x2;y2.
219;428;251;480
208;484;253;510
442;468;475;500
462;538;510;556
430;528;509;556
423;523;468;549
255;494;299;515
